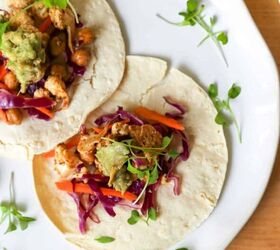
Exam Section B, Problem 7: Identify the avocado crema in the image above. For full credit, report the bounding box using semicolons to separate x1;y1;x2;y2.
96;142;133;193
1;28;47;92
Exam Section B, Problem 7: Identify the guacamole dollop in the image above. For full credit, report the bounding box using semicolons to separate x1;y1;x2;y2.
1;28;46;92
96;142;133;193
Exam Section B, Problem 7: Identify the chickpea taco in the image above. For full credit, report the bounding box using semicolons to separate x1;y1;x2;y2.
0;0;125;158
33;56;228;250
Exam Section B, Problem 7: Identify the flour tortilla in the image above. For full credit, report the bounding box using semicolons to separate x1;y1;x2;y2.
0;0;125;159
33;56;228;250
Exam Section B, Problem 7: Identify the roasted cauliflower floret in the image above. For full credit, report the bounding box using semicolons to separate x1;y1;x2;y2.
49;7;75;32
77;129;101;165
55;144;82;178
31;2;49;20
45;76;69;109
112;123;163;148
9;11;34;29
34;88;50;98
9;0;34;9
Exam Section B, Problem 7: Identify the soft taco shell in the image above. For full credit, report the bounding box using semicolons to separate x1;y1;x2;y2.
0;0;125;159
33;56;228;250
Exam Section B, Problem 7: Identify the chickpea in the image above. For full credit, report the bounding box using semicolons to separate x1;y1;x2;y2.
4;71;19;90
50;64;68;81
50;35;66;56
71;49;91;67
78;28;94;44
6;109;23;125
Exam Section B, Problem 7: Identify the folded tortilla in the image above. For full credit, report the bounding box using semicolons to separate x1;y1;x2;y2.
0;0;125;159
33;56;228;250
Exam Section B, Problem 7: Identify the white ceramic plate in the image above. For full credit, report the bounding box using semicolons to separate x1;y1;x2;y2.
0;0;279;250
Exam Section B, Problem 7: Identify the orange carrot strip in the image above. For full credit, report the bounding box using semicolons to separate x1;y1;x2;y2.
0;83;9;90
134;107;185;131
0;65;7;81
39;16;52;33
55;181;137;201
35;107;54;118
0;109;8;123
42;134;81;158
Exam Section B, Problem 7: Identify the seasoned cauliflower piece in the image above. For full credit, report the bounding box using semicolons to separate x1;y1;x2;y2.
45;76;69;109
112;123;163;148
31;2;49;19
77;129;101;165
34;88;50;98
49;7;75;32
55;144;82;178
9;0;34;9
9;11;34;29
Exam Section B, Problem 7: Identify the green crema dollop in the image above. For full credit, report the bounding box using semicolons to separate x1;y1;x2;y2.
1;28;46;92
96;142;133;193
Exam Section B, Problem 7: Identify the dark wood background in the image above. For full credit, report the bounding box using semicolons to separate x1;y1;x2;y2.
228;1;280;249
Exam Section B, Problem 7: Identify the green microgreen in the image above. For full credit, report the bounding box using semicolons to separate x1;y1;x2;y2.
94;236;115;243
127;208;157;225
0;172;36;234
157;0;229;66
208;83;242;143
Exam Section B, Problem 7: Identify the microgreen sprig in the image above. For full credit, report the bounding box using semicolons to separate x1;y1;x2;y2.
94;236;115;243
0;172;36;234
127;207;157;225
157;0;229;66
208;83;242;143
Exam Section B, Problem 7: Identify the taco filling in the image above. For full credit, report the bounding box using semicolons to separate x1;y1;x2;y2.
0;0;94;125
44;98;189;233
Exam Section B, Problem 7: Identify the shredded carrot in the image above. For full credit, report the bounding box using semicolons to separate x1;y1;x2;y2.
0;83;9;90
42;134;81;158
39;16;52;33
0;109;8;123
134;107;185;131
0;65;7;81
55;181;137;201
35;107;54;118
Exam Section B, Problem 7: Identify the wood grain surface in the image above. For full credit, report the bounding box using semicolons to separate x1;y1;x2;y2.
228;1;280;249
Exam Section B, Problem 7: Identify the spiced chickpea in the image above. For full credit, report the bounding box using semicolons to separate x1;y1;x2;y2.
6;109;23;125
78;27;94;44
4;71;19;90
50;35;66;56
71;49;91;67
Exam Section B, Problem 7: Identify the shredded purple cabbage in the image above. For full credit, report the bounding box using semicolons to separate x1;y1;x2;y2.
163;96;186;120
167;173;180;196
0;89;54;109
27;108;51;121
141;181;160;215
95;107;144;126
128;180;145;196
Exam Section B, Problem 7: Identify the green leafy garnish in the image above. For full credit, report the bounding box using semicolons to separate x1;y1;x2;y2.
176;248;189;250
127;208;157;225
95;236;115;243
41;0;68;9
0;172;36;234
127;210;141;225
168;149;180;159
0;22;9;46
147;207;157;221
158;0;229;66
208;83;242;143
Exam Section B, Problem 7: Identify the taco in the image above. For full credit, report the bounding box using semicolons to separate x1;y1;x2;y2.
0;0;125;158
33;56;228;250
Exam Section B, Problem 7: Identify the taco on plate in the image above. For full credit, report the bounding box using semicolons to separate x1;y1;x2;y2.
0;0;125;158
33;56;228;250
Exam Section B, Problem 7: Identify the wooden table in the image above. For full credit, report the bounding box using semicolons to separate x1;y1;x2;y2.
228;1;280;249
